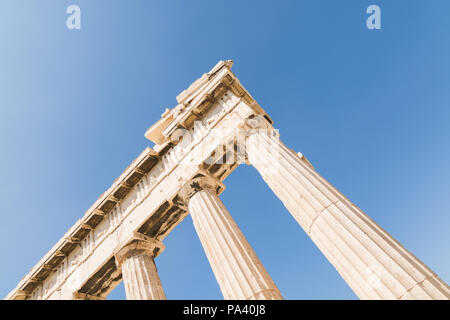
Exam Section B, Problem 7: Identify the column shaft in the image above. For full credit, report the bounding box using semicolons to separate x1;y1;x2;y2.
189;188;283;300
115;236;166;300
121;254;166;300
247;130;450;300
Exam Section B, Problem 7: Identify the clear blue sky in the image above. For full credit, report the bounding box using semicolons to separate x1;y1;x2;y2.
1;1;449;300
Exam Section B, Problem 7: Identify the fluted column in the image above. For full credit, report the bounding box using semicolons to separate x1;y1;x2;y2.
245;117;450;300
180;173;283;300
115;233;166;300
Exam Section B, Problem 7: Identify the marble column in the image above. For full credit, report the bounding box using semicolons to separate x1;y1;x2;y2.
245;118;450;300
115;233;166;300
180;173;283;300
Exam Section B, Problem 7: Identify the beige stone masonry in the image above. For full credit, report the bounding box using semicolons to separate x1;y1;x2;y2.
73;292;106;300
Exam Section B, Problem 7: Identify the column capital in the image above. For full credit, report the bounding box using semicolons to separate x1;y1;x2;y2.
115;233;164;268
178;171;225;205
